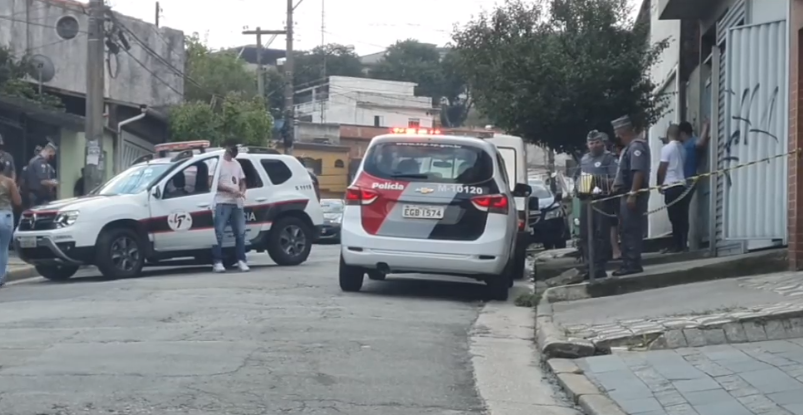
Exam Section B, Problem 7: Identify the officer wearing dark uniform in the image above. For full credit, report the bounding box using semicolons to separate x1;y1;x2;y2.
0;134;15;179
612;115;650;276
577;130;619;279
25;142;58;207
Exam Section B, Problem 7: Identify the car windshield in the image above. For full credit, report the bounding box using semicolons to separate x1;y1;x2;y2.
93;163;173;195
529;183;553;199
321;200;344;213
363;141;494;184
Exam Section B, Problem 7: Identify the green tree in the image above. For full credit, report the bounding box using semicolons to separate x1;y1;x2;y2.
439;49;472;127
370;39;444;101
293;43;364;88
0;47;63;109
169;93;273;146
262;66;287;117
451;0;668;155
183;34;256;102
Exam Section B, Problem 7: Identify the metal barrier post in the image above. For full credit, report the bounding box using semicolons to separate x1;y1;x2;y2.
586;199;595;282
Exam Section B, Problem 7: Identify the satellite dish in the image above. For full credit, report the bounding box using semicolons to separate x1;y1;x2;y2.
25;55;55;82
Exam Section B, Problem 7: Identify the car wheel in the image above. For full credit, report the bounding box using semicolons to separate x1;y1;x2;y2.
95;228;145;279
486;260;511;301
339;255;364;292
35;264;79;281
367;270;386;281
267;216;312;266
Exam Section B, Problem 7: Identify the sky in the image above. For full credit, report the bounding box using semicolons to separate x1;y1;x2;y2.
105;0;642;56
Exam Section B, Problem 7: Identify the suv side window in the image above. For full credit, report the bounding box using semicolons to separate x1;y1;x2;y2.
496;153;510;186
260;159;293;185
237;159;264;188
164;156;219;199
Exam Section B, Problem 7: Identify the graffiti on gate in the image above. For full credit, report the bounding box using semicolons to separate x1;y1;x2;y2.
721;83;780;186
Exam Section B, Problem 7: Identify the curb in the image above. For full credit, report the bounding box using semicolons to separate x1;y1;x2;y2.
545;249;786;303
536;293;627;415
6;265;38;283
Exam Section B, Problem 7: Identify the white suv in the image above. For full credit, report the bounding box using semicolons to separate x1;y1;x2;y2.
14;142;324;281
338;131;535;300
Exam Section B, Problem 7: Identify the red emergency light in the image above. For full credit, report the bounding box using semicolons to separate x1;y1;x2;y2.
390;127;442;135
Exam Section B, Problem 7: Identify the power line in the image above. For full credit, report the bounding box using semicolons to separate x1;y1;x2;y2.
0;14;89;32
121;47;184;97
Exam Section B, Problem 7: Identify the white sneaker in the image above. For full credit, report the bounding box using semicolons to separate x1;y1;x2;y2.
212;262;226;273
237;260;250;272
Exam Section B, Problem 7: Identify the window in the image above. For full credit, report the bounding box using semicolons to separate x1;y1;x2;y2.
236;159;264;188
260;159;293;185
363;141;493;184
95;163;173;196
334;159;345;168
408;118;420;128
301;157;323;175
374;115;383;127
299;115;313;122
56;16;79;39
496;147;517;187
528;182;553;199
496;153;509;186
164;157;219;199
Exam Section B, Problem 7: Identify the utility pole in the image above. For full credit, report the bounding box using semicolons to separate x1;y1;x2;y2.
284;0;295;155
155;2;160;27
85;0;106;191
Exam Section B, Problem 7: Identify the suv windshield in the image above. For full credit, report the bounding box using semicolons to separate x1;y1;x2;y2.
94;163;173;195
363;141;493;184
321;200;343;213
529;183;553;199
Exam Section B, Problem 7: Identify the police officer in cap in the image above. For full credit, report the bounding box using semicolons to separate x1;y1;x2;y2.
577;130;619;279
25;142;58;207
611;115;651;275
0;134;16;180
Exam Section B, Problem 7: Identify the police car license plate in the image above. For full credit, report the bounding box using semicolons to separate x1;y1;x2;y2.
402;205;444;219
18;237;36;248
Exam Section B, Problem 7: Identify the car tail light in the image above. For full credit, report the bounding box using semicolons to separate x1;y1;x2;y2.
345;187;379;205
471;194;508;214
518;219;526;230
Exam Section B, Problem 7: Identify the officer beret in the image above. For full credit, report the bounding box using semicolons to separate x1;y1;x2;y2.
45;141;57;151
586;130;607;142
611;115;632;130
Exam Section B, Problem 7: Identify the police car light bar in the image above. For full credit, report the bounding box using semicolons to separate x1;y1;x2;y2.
154;140;211;157
390;127;442;135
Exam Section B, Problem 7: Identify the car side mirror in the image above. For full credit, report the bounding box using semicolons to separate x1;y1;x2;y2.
513;183;531;197
528;197;540;210
151;186;161;199
554;192;563;202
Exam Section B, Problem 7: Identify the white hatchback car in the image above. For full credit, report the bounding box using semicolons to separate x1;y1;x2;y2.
338;130;535;300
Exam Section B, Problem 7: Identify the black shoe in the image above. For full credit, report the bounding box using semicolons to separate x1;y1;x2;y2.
612;267;643;277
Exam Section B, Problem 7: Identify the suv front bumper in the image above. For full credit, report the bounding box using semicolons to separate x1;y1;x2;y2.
14;234;92;266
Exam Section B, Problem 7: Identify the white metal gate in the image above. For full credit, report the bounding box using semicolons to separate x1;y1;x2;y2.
121;132;154;170
717;18;788;253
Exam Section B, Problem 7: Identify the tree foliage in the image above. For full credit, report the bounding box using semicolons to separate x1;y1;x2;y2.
451;0;669;155
0;47;64;109
169;92;272;146
293;43;364;89
183;34;256;102
170;35;272;145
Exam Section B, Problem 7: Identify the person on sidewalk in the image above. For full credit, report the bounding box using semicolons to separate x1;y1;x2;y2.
612;115;651;276
0;134;16;181
210;142;249;273
678;120;710;250
577;130;618;280
0;169;22;287
657;124;688;253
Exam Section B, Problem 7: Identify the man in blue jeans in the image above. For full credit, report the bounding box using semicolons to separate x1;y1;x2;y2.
211;143;249;272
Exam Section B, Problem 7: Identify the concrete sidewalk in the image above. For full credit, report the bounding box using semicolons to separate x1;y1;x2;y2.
576;341;803;415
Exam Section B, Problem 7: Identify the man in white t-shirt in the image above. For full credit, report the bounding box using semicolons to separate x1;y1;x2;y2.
210;143;249;272
656;124;687;253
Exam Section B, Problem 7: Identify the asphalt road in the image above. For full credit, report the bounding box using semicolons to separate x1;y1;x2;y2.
0;243;558;415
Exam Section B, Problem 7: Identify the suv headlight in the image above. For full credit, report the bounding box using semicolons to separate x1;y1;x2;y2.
544;209;562;220
55;210;79;227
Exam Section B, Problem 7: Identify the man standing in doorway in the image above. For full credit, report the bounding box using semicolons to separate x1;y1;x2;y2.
578;130;619;279
657;124;688;252
678;120;710;249
25;143;58;207
612;115;651;276
210;142;249;273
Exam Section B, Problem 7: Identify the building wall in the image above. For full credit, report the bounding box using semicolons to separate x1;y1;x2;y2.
295;122;341;144
0;0;184;107
295;77;436;128
278;147;350;195
57;128;114;198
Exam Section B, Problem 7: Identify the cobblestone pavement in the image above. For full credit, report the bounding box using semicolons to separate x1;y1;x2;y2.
561;272;803;346
577;341;803;415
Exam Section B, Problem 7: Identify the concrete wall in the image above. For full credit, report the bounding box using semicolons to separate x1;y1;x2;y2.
0;0;184;107
295;77;436;127
650;0;681;86
295;122;341;144
57;128;114;198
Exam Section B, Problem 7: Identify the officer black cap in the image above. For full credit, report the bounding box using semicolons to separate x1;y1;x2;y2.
587;130;608;142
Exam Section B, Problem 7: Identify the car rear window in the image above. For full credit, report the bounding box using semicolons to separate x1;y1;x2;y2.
363;141;494;184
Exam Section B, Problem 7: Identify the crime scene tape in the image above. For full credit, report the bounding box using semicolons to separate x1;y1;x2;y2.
587;147;802;205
